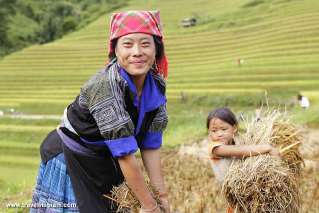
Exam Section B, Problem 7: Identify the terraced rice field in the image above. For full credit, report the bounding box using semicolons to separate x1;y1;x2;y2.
1;0;319;111
0;0;319;210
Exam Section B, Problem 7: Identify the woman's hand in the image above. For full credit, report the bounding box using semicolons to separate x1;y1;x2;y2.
159;195;170;213
140;149;170;212
139;209;162;213
139;195;170;213
118;154;159;213
139;203;163;213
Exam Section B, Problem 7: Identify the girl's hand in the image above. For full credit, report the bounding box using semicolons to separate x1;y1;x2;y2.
269;146;281;157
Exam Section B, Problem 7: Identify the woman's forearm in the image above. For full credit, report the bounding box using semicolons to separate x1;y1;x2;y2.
214;144;272;158
118;154;156;209
141;149;167;194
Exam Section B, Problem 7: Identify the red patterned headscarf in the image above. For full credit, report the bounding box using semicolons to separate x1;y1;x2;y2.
109;10;168;78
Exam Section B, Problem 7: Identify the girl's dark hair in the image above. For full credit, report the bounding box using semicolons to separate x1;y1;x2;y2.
108;35;164;62
206;107;238;129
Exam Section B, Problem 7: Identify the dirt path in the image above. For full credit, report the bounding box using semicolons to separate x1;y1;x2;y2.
2;114;61;120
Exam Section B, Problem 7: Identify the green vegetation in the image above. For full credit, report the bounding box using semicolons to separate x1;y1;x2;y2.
0;0;127;58
1;0;319;208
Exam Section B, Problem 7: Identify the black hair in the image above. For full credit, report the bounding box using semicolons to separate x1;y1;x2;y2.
206;107;238;129
108;38;118;60
108;35;164;62
153;35;164;61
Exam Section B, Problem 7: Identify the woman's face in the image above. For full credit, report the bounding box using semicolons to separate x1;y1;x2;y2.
208;118;237;145
115;33;156;77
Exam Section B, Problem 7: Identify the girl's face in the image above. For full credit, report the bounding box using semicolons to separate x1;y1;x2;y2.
115;33;156;77
208;118;237;144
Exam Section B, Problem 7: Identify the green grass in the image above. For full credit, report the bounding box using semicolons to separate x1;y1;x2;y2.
0;0;319;207
0;166;38;211
290;104;319;128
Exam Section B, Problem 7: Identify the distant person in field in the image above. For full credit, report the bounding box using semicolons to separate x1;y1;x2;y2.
297;93;310;109
237;58;244;67
30;10;170;213
207;107;280;213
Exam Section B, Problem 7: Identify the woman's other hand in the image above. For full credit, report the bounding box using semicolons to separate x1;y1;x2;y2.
159;195;170;213
139;203;163;213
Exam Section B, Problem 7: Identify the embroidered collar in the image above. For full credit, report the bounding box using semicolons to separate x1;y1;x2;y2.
119;67;166;134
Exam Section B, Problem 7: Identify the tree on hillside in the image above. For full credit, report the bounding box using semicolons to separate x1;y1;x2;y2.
0;0;16;54
0;0;127;58
36;1;79;44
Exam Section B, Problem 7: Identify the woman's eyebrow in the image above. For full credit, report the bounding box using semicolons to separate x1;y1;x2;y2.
140;37;152;41
121;38;134;42
121;37;152;42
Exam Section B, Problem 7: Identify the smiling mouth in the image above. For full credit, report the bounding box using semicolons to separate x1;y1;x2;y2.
130;61;146;68
131;61;145;64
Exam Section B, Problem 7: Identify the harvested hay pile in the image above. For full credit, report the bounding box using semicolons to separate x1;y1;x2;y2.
105;182;164;213
223;155;299;213
106;151;226;213
222;110;304;213
271;121;304;176
161;151;225;212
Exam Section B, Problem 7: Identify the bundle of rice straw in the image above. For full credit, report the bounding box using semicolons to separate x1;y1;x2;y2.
222;109;303;213
104;182;164;213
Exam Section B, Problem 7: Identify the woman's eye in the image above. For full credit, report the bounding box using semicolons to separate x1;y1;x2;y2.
142;42;150;47
123;42;132;47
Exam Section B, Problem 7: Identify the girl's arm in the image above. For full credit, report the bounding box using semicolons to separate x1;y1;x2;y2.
118;154;161;213
213;144;280;158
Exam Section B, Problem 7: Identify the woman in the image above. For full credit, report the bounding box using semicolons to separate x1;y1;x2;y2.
30;10;170;213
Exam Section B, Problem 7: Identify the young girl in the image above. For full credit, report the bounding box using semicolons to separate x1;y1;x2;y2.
207;107;280;212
